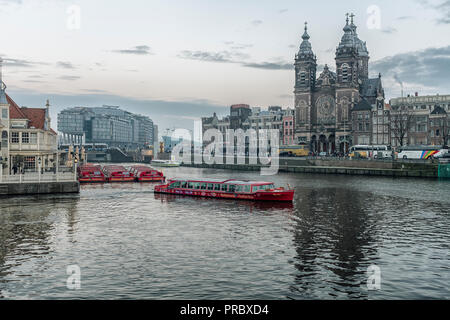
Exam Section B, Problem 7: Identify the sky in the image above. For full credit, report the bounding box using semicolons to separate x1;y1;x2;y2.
1;0;450;134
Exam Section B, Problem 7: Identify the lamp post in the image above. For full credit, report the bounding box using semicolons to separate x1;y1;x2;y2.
38;157;42;183
73;156;78;182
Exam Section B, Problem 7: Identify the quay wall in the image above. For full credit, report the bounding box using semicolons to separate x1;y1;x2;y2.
0;181;80;196
182;158;440;179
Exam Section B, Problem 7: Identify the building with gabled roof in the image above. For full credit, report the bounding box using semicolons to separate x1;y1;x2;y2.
0;57;58;174
7;95;58;173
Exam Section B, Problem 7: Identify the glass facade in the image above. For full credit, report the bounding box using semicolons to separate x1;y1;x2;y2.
58;106;155;148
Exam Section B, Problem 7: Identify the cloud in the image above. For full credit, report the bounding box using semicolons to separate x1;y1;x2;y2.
113;45;153;55
23;80;46;83
2;58;41;68
224;42;253;50
58;75;81;81
251;20;263;26
279;9;288;14
381;26;398;34
371;45;450;95
178;50;235;63
436;0;450;24
242;61;292;70
178;50;291;71
56;61;76;69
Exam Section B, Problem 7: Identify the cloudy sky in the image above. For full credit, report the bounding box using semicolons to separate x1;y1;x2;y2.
1;0;450;133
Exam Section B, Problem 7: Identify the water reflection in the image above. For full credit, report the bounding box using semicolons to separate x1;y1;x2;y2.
154;193;294;212
289;187;380;299
0;195;80;298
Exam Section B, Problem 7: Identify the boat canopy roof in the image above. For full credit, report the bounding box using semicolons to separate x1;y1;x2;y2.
168;178;273;185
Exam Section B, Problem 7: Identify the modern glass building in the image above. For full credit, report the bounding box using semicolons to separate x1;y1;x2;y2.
57;105;155;149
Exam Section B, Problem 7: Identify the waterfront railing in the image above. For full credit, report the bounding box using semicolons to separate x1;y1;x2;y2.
0;172;77;184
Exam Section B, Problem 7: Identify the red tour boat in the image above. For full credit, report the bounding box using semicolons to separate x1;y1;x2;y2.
154;178;294;202
78;164;107;183
102;165;135;182
130;165;165;182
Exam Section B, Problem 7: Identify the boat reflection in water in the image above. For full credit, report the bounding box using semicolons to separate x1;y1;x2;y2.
153;193;294;211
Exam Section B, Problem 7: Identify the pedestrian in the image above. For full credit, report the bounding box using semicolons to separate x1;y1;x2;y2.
12;165;17;175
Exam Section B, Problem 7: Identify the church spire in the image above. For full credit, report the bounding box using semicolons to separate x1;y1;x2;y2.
343;13;352;33
302;22;310;40
350;13;357;34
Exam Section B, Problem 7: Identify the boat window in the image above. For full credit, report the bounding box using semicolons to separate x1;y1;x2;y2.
221;184;228;191
228;185;236;192
235;185;243;192
200;183;207;190
193;182;200;189
187;182;194;189
244;185;251;193
207;183;214;190
253;185;271;191
181;181;187;188
169;181;180;189
214;184;221;191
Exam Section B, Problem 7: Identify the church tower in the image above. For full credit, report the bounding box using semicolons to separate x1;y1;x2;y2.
335;14;362;138
350;14;369;80
294;22;316;133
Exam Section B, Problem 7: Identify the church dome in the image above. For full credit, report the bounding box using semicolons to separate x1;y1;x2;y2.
337;14;368;56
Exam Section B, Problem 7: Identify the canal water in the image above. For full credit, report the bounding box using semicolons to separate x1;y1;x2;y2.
0;167;449;299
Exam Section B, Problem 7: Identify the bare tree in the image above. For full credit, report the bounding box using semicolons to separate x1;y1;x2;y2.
440;116;449;147
391;107;414;147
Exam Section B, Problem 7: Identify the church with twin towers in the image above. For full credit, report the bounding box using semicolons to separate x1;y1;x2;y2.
294;14;385;154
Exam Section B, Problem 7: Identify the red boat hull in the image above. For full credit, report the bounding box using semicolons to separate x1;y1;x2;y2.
138;176;165;182
109;177;135;182
154;187;294;202
79;177;107;183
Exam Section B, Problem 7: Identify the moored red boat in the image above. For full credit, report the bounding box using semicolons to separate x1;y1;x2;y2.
154;178;294;202
102;165;135;182
130;165;165;182
78;164;107;183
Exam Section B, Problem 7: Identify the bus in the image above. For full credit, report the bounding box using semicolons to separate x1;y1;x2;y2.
279;145;309;157
397;145;448;160
349;145;392;159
